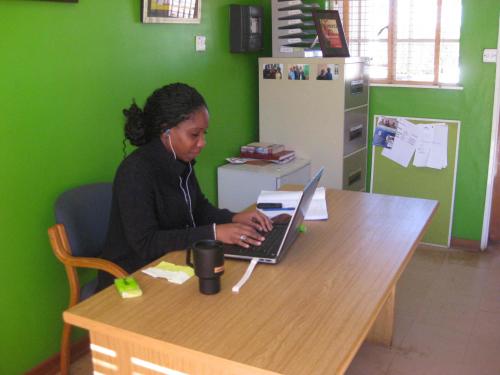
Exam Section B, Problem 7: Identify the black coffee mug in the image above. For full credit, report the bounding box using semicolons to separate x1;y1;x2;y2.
186;240;225;295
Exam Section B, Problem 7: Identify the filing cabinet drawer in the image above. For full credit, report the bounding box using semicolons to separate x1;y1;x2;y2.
344;106;368;156
343;148;367;191
344;63;369;109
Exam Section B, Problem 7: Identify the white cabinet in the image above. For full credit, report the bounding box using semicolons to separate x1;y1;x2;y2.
259;57;368;191
217;158;311;212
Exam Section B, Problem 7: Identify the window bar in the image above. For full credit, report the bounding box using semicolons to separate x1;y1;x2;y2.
165;0;172;17
343;0;350;43
192;0;196;18
173;0;179;17
388;0;397;83
434;0;442;84
182;0;187;18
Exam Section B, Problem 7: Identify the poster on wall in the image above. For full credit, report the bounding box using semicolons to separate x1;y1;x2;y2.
142;0;201;24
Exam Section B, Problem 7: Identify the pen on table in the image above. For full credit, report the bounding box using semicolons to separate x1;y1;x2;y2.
259;207;295;211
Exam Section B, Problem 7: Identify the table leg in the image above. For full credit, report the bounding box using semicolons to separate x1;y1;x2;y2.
366;285;395;346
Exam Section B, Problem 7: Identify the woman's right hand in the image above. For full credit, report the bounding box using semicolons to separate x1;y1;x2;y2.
216;223;265;249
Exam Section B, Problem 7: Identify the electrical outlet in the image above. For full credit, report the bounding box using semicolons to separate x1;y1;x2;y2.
195;35;206;52
483;49;497;63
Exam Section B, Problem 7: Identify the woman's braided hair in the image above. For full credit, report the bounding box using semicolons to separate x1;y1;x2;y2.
123;83;207;147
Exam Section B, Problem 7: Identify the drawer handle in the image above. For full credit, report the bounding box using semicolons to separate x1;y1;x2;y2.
350;80;364;95
349;124;363;140
348;169;362;186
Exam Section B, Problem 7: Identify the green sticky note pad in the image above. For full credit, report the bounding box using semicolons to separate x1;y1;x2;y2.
298;224;307;233
114;276;142;298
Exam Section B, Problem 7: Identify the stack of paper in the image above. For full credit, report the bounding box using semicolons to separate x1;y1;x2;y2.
142;261;194;284
257;187;328;220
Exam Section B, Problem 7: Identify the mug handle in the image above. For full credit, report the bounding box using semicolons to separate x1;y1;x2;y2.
186;247;194;268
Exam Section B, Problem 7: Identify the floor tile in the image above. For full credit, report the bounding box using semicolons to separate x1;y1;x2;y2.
344;342;394;375
463;334;500;372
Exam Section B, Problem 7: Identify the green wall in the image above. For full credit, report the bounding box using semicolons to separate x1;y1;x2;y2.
0;1;268;373
368;0;500;241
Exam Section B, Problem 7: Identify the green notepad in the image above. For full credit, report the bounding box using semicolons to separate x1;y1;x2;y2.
114;276;142;298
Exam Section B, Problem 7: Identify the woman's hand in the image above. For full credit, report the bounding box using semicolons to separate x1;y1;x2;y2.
232;210;273;232
216;223;265;248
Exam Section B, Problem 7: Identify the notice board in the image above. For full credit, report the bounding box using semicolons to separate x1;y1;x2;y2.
370;115;460;247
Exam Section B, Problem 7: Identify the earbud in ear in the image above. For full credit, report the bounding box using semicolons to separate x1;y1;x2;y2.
164;128;171;136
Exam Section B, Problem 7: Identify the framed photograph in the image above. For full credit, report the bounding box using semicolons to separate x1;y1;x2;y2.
262;64;284;80
312;10;349;57
142;0;201;24
286;64;310;80
316;63;339;80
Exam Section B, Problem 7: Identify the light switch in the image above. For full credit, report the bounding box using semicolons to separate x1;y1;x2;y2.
483;49;497;63
195;35;206;52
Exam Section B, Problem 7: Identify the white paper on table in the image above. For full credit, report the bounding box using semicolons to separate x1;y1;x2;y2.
257;187;328;220
413;124;434;167
427;124;448;169
382;118;420;168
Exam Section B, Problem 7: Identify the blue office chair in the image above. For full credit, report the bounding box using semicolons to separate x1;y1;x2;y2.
48;183;127;375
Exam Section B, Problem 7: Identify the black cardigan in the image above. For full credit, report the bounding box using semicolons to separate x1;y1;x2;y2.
98;138;234;288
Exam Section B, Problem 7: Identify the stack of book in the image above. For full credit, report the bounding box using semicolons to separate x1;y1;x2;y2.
240;142;296;164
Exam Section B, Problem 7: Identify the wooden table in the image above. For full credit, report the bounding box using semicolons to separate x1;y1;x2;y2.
64;189;437;375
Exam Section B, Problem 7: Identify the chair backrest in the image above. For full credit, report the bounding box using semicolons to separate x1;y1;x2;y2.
55;183;112;257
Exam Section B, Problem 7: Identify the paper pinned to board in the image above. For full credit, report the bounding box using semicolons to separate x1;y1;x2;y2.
257;187;328;220
379;117;448;170
413;123;448;169
381;118;420;168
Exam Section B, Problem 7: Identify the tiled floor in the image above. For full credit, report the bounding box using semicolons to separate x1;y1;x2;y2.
64;244;500;375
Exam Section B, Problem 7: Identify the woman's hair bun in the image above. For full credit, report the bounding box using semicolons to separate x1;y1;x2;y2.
123;101;147;146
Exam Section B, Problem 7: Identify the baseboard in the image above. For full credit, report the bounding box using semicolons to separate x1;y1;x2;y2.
450;237;481;251
25;336;90;375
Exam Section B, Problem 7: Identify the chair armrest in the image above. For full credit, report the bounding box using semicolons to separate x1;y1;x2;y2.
48;224;128;279
66;257;128;279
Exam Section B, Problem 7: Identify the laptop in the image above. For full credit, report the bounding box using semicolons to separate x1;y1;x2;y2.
223;167;324;264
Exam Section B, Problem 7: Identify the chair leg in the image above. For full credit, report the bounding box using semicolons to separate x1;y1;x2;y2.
60;322;72;375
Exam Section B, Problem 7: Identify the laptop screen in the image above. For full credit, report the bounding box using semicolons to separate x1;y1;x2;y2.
276;167;324;260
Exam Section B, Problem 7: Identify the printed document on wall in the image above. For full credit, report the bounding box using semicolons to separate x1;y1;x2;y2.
428;125;448;169
382;118;420;168
413;123;448;169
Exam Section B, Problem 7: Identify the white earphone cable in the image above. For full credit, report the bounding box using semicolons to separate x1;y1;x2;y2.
168;129;195;227
167;131;177;160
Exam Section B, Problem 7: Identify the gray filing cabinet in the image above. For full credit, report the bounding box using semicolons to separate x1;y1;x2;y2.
259;57;368;191
217;158;311;212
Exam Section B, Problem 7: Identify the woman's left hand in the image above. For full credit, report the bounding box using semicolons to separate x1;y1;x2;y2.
232;210;273;233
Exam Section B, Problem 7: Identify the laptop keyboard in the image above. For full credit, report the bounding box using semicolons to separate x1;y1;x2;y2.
223;224;288;258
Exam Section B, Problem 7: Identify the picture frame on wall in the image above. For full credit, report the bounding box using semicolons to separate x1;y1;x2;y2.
142;0;201;24
312;10;349;57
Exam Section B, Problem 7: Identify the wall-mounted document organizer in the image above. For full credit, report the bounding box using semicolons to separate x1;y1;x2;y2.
272;0;322;57
370;115;460;247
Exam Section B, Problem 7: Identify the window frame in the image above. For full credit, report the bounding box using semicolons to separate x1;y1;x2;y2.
338;0;460;87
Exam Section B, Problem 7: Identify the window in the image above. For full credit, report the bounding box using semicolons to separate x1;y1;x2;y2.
326;0;462;85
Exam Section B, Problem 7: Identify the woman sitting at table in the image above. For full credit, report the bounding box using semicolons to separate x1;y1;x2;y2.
98;83;272;289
